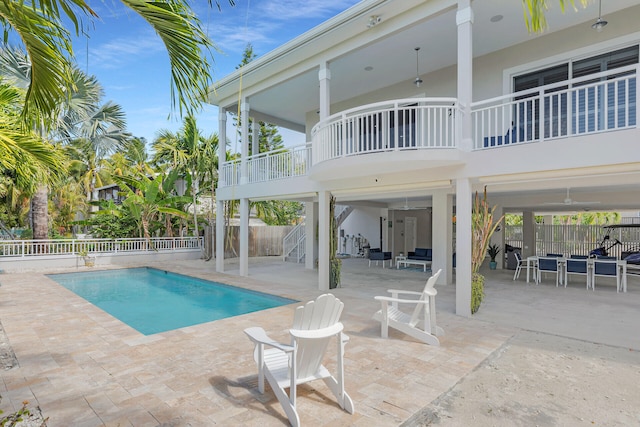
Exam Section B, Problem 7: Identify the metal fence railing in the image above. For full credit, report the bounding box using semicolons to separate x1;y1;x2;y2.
505;224;640;258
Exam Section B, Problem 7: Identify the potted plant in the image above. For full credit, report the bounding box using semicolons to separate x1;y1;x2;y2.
487;243;500;270
78;249;95;267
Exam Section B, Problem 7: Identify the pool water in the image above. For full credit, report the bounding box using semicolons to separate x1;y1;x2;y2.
48;268;296;335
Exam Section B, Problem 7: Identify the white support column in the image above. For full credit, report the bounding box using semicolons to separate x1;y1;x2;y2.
240;101;250;184
218;108;227;184
319;63;331;121
432;191;452;285
251;120;259;156
457;0;474;152
455;178;472;317
318;191;330;291
239;198;249;276
305;201;316;270
215;199;225;272
522;211;536;258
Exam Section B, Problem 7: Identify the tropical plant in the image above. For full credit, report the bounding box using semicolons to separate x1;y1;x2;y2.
471;188;504;314
82;200;138;238
487;243;500;262
115;170;190;242
522;0;589;32
0;0;233;123
0;0;233;238
153;115;219;237
329;195;341;289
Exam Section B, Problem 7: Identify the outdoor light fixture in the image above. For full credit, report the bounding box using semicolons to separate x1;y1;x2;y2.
367;15;381;28
414;47;423;87
591;0;607;32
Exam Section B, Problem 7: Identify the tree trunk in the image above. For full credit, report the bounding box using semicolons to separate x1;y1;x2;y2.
31;185;49;240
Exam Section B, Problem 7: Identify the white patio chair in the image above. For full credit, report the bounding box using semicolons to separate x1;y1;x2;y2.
244;293;354;427
373;269;443;346
513;251;527;280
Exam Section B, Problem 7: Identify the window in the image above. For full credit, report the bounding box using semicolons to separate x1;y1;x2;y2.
513;45;638;140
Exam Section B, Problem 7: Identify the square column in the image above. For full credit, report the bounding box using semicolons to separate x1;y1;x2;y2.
240;102;250;184
319;63;331;121
318;191;330;291
432;191;453;285
523;211;536;258
218;108;227;186
215;199;225;272
457;0;474;151
305;201;317;270
455;178;472;317
239;197;249;276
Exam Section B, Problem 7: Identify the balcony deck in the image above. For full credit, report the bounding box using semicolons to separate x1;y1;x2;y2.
219;66;637;190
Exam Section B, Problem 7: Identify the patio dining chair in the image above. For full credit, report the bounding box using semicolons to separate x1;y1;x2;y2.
565;258;590;289
513;251;527;280
536;256;561;286
592;259;620;291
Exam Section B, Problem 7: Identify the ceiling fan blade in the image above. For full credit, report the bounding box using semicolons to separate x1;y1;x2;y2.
543;188;600;206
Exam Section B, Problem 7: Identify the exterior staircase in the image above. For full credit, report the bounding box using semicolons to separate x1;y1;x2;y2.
282;204;354;263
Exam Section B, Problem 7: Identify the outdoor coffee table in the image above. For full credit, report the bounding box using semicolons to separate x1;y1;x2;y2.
396;258;431;272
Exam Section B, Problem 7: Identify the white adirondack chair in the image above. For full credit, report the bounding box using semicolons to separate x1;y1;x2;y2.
373;269;444;346
244;293;354;427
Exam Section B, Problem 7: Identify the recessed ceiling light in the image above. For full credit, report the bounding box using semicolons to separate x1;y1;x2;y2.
490;14;503;23
364;66;373;71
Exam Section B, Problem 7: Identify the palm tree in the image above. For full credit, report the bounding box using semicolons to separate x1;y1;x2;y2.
1;0;232;237
0;48;129;238
153;115;219;237
0;82;65;239
0;0;233;123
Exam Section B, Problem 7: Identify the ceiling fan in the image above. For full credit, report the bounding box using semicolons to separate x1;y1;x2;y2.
396;197;428;211
543;188;600;206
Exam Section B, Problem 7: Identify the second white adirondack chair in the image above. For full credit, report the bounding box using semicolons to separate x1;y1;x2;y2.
373;269;444;346
244;293;354;427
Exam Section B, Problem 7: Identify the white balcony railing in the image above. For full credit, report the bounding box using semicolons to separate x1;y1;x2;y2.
472;64;638;149
219;144;312;187
0;237;203;258
311;98;459;164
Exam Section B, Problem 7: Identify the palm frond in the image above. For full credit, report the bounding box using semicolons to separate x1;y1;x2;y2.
122;0;216;116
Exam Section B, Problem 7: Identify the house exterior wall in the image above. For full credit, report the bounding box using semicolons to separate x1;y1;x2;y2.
210;1;640;316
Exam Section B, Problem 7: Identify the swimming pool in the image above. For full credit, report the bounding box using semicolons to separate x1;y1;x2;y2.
48;268;296;335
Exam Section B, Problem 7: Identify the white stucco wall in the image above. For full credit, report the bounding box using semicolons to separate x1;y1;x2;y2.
339;207;385;252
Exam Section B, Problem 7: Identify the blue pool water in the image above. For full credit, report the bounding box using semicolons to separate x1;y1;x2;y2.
48;268;296;335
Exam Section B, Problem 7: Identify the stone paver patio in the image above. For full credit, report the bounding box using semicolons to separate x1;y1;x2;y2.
0;257;637;426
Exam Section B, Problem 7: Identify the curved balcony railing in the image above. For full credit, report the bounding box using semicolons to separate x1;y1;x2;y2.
311;98;459;164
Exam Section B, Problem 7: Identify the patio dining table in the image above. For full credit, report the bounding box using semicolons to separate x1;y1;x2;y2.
525;255;628;292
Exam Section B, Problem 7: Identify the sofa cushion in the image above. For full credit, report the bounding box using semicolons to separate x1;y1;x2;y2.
415;248;428;257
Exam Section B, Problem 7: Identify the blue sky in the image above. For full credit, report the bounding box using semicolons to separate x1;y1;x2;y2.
72;0;360;151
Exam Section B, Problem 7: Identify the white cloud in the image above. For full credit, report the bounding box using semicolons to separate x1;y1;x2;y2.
88;30;165;70
258;0;358;21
